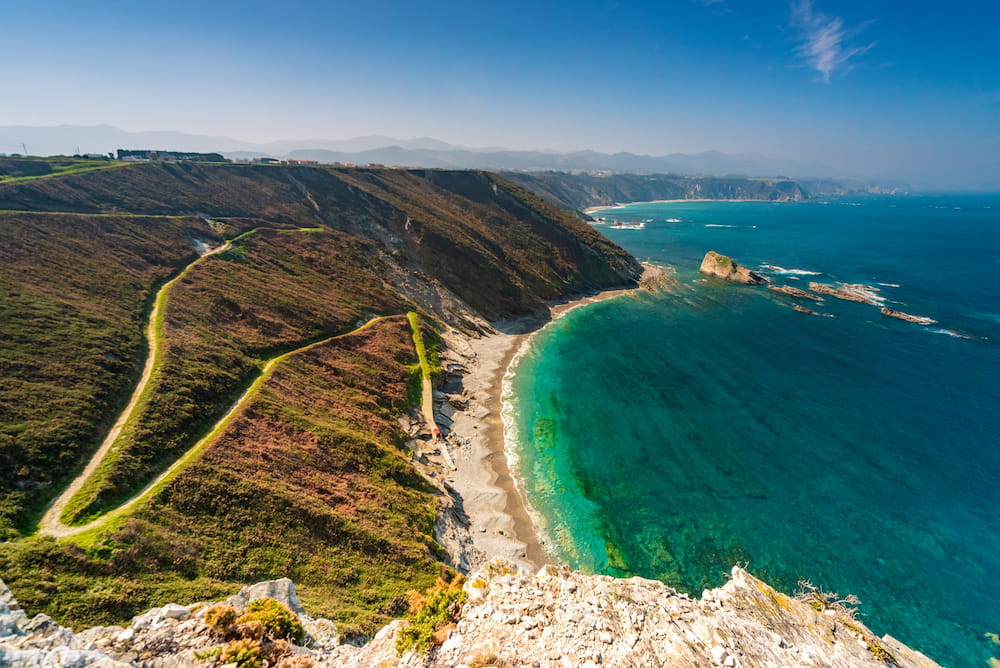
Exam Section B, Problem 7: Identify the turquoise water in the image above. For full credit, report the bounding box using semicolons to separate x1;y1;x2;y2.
506;196;1000;667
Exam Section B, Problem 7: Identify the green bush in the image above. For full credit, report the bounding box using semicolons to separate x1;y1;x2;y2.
204;603;237;631
396;583;467;655
196;638;262;668
236;598;304;643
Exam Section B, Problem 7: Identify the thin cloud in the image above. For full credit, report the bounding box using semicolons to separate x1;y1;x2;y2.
789;0;873;82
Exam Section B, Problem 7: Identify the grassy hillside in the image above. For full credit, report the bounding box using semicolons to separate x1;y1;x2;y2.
310;168;640;317
0;156;121;184
61;228;411;524
0;317;440;633
0;212;229;536
501;171;809;215
0;159;641;630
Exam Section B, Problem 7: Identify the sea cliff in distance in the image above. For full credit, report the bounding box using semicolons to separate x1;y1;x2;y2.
502;171;809;216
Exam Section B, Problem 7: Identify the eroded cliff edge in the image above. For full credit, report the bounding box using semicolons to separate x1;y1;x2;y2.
1;563;941;667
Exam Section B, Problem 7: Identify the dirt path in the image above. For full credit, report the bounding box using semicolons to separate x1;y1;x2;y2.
38;237;234;537
38;309;424;539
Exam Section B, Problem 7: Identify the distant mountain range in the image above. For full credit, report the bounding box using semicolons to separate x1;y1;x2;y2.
0;124;845;180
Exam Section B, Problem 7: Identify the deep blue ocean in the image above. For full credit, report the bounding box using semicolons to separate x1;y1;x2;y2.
505;195;1000;667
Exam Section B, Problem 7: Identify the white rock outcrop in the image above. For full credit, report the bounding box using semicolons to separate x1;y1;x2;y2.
1;563;942;667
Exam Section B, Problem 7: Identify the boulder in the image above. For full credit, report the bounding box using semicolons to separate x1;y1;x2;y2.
224;577;303;615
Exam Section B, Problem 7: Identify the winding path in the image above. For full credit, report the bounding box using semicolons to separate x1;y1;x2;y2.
38;226;416;539
39;315;391;539
38;236;234;537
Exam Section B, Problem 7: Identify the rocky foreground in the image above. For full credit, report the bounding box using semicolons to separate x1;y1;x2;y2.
2;561;941;667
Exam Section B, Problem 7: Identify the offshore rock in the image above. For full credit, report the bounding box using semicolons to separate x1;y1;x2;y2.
809;282;882;305
881;307;936;325
768;284;822;300
700;251;768;284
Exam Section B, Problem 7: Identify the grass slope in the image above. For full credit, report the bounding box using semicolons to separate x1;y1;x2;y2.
0;318;440;634
311;168;641;317
0;160;641;632
0;156;123;184
0;212;225;537
62;228;411;524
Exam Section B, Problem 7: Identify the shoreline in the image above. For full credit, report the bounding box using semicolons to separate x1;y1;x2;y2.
583;198;791;214
437;285;640;572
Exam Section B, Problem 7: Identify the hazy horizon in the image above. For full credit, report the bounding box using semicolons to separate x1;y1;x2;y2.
3;1;998;188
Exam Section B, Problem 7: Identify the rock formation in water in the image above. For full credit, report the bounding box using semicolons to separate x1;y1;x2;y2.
808;282;882;305
881;307;936;325
768;284;822;301
1;564;942;668
700;251;768;285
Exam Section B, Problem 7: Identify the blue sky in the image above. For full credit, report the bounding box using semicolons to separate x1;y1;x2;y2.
2;0;998;186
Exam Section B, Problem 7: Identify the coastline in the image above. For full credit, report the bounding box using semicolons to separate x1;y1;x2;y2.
583;198;790;214
436;285;640;572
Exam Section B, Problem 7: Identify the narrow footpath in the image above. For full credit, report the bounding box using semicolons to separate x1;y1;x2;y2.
38;236;234;537
38;305;431;539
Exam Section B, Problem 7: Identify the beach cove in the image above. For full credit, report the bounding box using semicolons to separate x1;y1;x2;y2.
498;195;1000;667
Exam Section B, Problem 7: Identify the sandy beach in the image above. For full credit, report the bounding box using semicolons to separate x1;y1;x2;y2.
432;286;640;573
583;199;780;215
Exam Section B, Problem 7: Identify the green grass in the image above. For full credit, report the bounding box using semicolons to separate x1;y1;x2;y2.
0;161;643;636
0;318;442;634
63;316;393;540
0;212;226;537
60;229;411;525
0;157;125;184
407;312;433;380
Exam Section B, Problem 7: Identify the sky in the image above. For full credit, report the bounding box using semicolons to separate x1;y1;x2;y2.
2;0;998;187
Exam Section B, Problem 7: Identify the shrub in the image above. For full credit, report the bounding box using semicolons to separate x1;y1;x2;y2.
204;604;237;631
396;577;467;655
195;638;262;668
236;598;304;643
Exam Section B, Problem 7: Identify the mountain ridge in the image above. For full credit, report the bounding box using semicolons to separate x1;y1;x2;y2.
1;124;843;178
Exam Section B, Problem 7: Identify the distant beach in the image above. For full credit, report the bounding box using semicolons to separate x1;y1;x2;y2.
583;199;784;215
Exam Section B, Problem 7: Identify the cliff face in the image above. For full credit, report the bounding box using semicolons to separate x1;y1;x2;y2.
502;171;809;215
0;564;941;667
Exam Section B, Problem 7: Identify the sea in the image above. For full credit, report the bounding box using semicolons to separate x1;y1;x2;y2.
504;195;1000;667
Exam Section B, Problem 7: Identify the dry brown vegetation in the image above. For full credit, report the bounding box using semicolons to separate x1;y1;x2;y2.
0;159;640;631
0;211;225;535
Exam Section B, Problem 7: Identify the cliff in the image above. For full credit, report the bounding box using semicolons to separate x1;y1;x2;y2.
700;251;768;284
1;564;941;667
0;161;640;635
502;171;809;216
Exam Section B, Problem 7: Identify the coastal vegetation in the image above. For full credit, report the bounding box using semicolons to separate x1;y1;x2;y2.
60;227;410;525
0;156;122;184
0;211;227;536
0;158;640;632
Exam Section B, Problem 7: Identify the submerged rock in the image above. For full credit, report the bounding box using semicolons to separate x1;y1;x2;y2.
768;284;822;301
808;282;882;305
881;307;936;325
700;251;768;284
